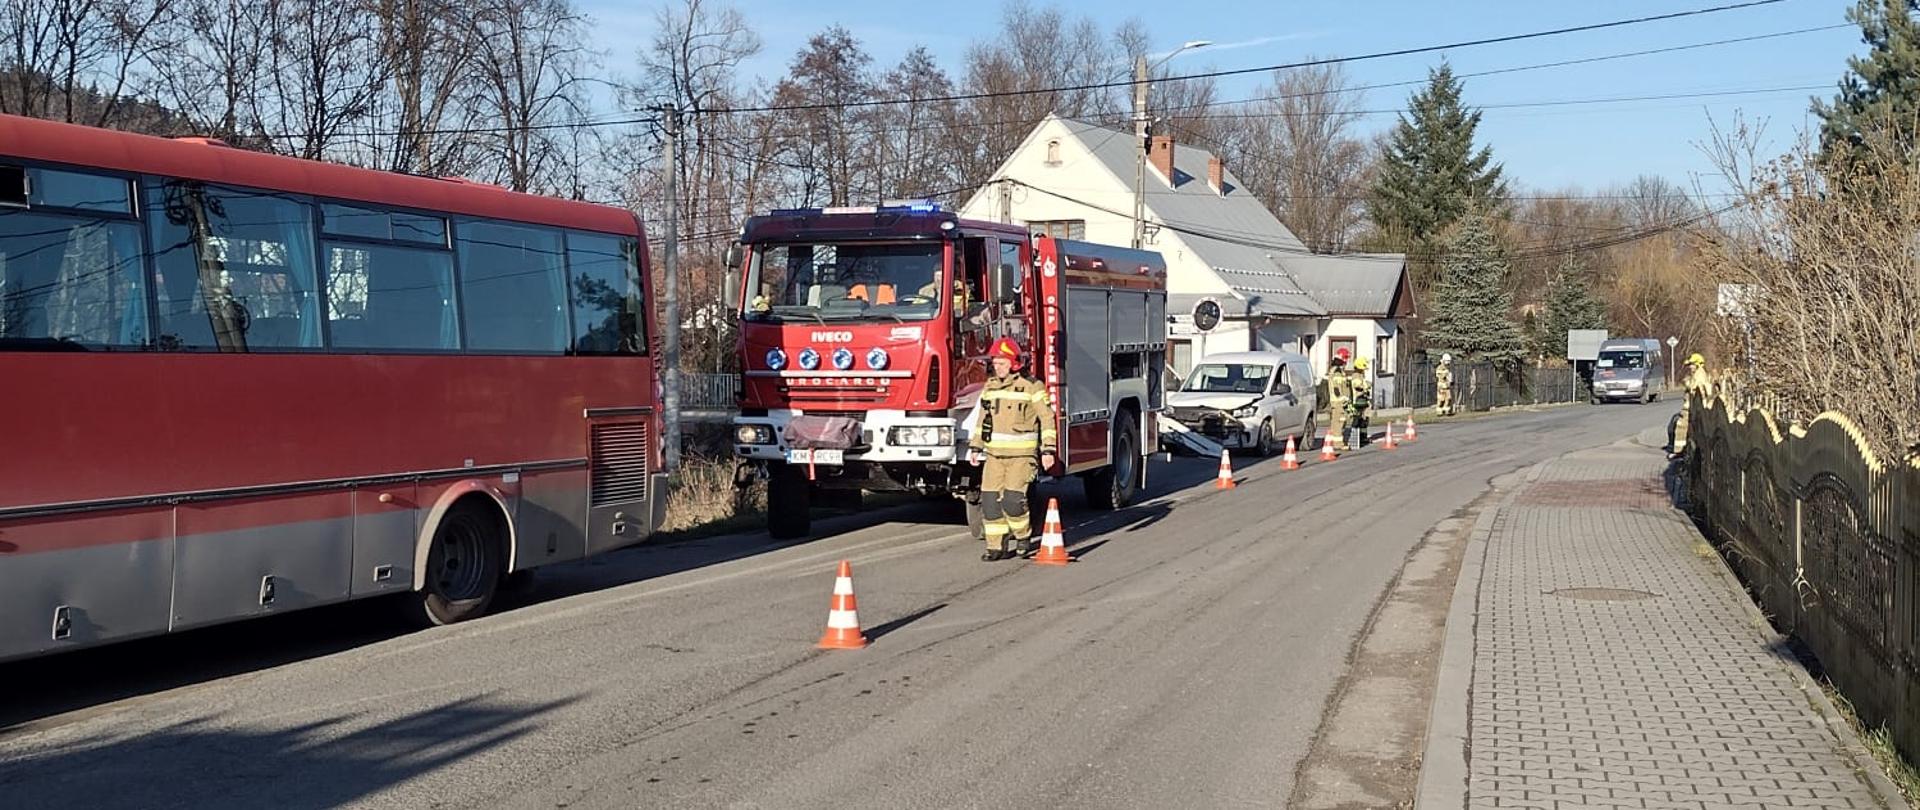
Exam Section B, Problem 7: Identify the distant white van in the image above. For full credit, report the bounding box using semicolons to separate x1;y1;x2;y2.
1166;351;1320;455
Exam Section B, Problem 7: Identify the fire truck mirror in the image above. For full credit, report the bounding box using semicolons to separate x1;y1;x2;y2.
723;264;742;310
990;256;1016;302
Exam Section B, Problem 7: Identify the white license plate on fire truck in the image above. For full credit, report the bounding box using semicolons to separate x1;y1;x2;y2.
786;448;843;465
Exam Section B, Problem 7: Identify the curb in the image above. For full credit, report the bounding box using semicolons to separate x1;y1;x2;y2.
1414;457;1549;809
1686;505;1911;808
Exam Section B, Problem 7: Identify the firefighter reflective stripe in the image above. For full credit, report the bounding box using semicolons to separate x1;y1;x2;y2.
981;389;1048;403
990;431;1039;444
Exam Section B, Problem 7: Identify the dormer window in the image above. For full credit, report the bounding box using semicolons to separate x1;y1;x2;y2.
1044;139;1062;166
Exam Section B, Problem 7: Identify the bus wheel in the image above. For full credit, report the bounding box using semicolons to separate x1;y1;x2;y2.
1083;415;1142;510
413;499;504;626
767;465;812;540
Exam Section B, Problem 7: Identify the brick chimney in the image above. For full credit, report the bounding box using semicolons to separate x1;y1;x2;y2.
1149;134;1174;182
1208;155;1225;194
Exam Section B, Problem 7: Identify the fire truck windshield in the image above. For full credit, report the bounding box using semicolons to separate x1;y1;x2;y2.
744;242;943;323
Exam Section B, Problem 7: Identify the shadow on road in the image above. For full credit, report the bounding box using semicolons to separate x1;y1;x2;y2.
1;455;1226;734
0;693;578;810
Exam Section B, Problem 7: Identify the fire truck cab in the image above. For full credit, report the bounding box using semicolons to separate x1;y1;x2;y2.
725;202;1167;540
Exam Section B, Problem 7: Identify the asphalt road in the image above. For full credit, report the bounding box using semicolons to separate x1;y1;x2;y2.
0;402;1676;810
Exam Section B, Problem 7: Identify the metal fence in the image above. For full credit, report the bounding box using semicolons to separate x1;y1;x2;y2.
1379;362;1580;411
1684;392;1920;764
680;372;740;412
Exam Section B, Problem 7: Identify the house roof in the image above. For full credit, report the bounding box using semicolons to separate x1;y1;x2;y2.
975;115;1410;319
1275;252;1412;316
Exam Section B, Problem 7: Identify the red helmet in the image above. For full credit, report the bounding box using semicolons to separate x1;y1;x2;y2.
989;337;1024;364
1333;347;1352;364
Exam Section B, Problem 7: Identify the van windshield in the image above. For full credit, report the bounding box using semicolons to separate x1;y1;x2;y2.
1598;350;1646;369
1183;363;1272;394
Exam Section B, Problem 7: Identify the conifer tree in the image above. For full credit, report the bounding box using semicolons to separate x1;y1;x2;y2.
1421;215;1526;367
1538;255;1609;360
1816;0;1920;162
1367;63;1506;274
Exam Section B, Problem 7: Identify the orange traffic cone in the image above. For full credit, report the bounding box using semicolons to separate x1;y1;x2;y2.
817;560;868;649
1281;435;1300;470
1033;498;1071;566
1383;421;1398;450
1404;416;1418;442
1320;429;1339;461
1215;448;1236;489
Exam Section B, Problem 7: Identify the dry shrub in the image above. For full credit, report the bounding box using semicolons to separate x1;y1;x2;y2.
1695;118;1920;461
661;454;764;533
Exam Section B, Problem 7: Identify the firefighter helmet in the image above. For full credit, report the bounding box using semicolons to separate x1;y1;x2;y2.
1354;356;1370;371
1332;347;1352;365
989;337;1024;364
1687;353;1705;367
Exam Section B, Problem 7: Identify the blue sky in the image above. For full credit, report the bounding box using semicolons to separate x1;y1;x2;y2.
578;0;1865;195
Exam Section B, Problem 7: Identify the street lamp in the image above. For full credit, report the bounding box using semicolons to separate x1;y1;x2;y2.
1133;40;1211;249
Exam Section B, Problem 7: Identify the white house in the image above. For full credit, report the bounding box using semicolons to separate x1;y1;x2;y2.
958;116;1414;399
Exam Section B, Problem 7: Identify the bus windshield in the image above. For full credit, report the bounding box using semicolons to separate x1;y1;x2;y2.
1597;350;1646;370
745;242;942;323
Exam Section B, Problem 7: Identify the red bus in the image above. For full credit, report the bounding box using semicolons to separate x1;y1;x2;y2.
0;114;665;662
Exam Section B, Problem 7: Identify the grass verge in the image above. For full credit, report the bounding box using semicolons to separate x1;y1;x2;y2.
1820;685;1920;807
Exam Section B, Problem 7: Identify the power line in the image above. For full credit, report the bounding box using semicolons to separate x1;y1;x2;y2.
704;0;1789;115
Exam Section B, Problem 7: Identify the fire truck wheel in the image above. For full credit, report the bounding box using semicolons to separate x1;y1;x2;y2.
1083;415;1142;510
411;499;504;627
767;465;812;540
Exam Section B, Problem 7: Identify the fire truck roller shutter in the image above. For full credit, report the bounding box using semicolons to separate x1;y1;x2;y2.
1065;285;1113;471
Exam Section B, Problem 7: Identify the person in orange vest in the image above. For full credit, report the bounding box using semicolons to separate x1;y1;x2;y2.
968;337;1057;561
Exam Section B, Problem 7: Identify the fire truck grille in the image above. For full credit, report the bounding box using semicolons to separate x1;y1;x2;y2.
781;382;891;403
589;421;650;506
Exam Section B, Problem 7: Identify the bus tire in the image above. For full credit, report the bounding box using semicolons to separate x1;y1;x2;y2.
1083;414;1142;511
412;499;505;627
767;465;812;540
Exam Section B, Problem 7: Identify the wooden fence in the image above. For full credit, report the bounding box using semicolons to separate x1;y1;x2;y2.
1684;392;1920;763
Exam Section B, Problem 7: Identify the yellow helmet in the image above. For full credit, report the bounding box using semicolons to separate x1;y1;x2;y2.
1687;353;1705;366
1353;356;1370;371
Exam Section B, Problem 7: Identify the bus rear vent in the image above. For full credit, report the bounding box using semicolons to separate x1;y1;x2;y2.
590;421;650;506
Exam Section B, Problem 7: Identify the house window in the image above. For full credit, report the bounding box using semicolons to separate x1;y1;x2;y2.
1028;219;1085;241
1330;336;1357;367
1045;139;1062;166
1376;336;1394;375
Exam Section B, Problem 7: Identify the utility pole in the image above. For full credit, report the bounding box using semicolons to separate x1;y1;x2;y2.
658;105;683;470
1132;53;1149;250
997;178;1013;224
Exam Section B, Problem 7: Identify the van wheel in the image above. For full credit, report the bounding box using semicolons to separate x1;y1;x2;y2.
1255;419;1276;456
767;465;812;539
411;499;504;626
1299;413;1318;450
1083;415;1141;510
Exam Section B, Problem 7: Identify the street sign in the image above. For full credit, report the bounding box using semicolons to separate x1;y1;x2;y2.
1666;336;1679;349
1567;329;1608;361
1192;298;1222;332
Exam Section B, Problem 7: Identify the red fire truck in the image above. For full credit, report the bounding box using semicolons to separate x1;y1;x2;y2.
724;203;1167;539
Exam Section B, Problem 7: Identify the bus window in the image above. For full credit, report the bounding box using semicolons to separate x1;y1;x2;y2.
456;220;568;352
567;232;646;354
148;181;321;351
0;210;148;348
324;241;458;351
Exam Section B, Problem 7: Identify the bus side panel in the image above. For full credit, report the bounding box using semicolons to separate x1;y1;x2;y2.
516;468;590;570
0;509;173;662
351;485;418;598
172;493;352;630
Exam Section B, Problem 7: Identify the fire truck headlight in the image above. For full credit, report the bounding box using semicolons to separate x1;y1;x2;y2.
734;424;774;445
798;347;820;370
865;347;889;370
889;426;953;446
765;348;787;370
831;347;854;370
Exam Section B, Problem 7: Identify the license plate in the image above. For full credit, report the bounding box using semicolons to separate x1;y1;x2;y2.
787;448;843;465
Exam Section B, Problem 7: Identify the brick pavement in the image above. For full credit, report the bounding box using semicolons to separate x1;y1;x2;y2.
1460;441;1889;810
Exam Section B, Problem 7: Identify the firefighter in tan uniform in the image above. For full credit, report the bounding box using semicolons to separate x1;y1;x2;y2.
1671;353;1711;458
1323;348;1354;452
969;337;1058;561
1434;354;1455;416
1349;356;1374;446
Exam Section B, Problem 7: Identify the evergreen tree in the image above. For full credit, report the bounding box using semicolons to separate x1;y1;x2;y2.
1421;215;1526;367
1538;256;1609;360
1367;63;1506;270
1816;0;1920;162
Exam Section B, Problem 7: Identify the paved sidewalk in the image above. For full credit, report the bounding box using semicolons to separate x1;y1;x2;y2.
1421;439;1896;809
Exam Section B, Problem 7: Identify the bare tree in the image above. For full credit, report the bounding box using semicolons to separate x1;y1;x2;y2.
363;0;478;175
770;26;875;206
872;46;958;199
151;0;277;144
463;0;596;192
1220;63;1371;252
263;0;388;160
0;0;174;127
